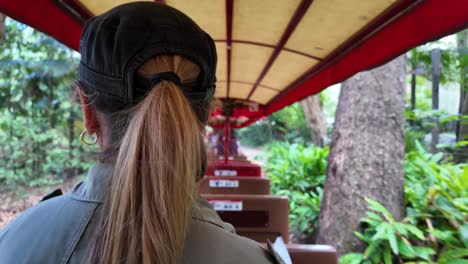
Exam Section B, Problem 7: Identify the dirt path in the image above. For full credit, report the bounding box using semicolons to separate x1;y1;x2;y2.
239;145;266;164
0;176;83;229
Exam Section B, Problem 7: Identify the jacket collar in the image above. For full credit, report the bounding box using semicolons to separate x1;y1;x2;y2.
70;163;235;233
70;163;112;203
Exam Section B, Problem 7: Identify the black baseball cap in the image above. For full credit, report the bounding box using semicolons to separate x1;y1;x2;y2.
78;2;217;108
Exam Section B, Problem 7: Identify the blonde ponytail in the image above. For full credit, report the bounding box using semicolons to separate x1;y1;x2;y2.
90;55;206;264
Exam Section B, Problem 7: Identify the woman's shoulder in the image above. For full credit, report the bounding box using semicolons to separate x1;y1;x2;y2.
184;218;281;264
0;187;100;264
185;195;284;264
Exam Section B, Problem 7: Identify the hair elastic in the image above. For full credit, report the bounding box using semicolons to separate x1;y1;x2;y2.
146;72;181;87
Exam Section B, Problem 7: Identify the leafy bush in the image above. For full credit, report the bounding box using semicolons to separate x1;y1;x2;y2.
405;128;426;153
341;199;436;264
405;142;466;230
341;142;468;264
0;19;92;187
265;142;328;237
238;103;311;146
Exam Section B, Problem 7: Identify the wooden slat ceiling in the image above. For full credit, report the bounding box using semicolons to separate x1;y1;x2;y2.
75;0;398;106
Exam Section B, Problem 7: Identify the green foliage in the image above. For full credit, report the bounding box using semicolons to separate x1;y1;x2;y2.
0;19;91;187
341;143;468;264
405;38;466;144
341;199;437;264
405;141;467;238
238;103;311;146
408;45;462;85
271;102;312;142
265;142;329;236
236;119;274;146
404;106;460;139
405;128;426;153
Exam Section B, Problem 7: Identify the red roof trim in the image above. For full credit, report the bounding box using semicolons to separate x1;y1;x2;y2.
0;0;82;51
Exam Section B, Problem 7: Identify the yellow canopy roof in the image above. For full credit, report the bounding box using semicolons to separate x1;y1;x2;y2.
77;0;397;105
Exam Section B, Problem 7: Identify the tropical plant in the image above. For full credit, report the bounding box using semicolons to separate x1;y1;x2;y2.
265;142;329;238
341;143;468;264
340;199;437;264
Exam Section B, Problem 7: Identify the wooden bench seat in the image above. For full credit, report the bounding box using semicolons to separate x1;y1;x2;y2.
202;194;289;243
198;176;270;195
205;160;262;177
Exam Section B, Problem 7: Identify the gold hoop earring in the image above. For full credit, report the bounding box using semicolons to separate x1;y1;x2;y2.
80;130;98;145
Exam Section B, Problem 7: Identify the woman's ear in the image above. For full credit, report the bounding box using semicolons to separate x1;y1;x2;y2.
77;87;100;135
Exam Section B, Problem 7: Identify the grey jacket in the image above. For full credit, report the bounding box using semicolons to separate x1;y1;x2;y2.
0;163;281;264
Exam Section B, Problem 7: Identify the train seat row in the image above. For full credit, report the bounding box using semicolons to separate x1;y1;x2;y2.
199;160;337;264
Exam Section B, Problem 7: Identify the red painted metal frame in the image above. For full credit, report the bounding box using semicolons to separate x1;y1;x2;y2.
217;80;280;92
55;0;91;23
225;0;234;99
209;105;266;129
214;39;322;61
223;119;231;164
246;0;313;100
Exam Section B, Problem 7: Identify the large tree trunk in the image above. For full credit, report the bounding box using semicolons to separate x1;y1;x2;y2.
410;71;416;128
301;95;326;147
430;49;441;154
454;30;468;163
316;56;406;255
